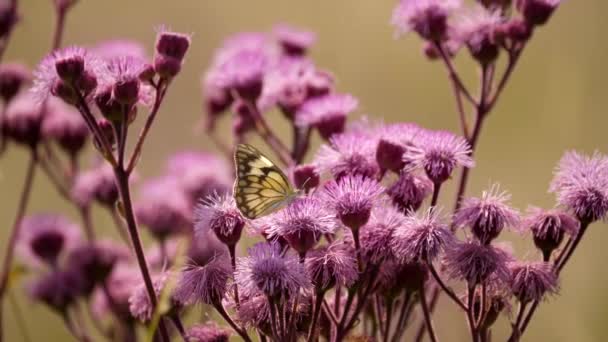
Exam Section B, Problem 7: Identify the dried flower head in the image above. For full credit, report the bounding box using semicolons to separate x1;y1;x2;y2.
387;171;433;213
154;27;191;78
549;151;608;223
391;208;454;263
186;322;232;342
454;185;520;244
235;242;310;299
391;0;461;41
510;262;559;303
305;243;358;291
296;94;358;140
524;207;579;259
18;214;81;267
195;193;245;247
445;241;512;286
174;257;232;305
315;130;380;180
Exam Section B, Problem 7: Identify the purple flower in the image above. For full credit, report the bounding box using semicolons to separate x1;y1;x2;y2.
292;164;320;191
387;171;433;213
153;27;191;78
27;269;78;313
391;208;454;263
41;97;89;156
186;322;232;342
129;272;179;322
257;57;316;114
71;163;118;207
375;122;424;173
516;0;561;26
524;207;579;258
235;242;310;299
391;0;461;41
135;177;192;241
273;24;316;57
91;40;148;61
403;129;474;184
174;257;232;305
296;94;358;140
3;92;45;147
358;205;405;264
265;197;338;254
453;185;520;244
17;214;82;267
549;151;608;223
97;56;149;107
322;175;384;230
91;264;140;319
306;243;358;291
215;49;269;102
195;193;245;247
445;241;512;286
236;294;272;329
509;262;559;303
315;131;380;180
376;259;429;295
453;6;504;64
0;62;31;103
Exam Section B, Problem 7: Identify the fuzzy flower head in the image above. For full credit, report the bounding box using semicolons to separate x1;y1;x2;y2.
96;56;149;110
41;97;89;156
524;207;579;259
215;49;269;102
0;62;31;103
375;122;424;173
391;208;454;263
91;264;141;319
273;24;316;57
453;6;504;65
322;175;384;230
445;241;512;286
195;193;245;247
129;272;180;322
186;322;232;342
71;163;118;207
32;46;100;104
516;0;561;26
454;185;520;244
3;92;45;147
292;164;320;192
358;205;405;264
510;262;559;303
17;214;82;268
153;27;191;79
28;269;78;313
296;93;358;140
403;129;473;184
387;171;433;213
391;0;461;41
266;197;338;254
305;243;358;292
549;151;608;223
174;257;232;305
315;130;380;180
235;242;310;299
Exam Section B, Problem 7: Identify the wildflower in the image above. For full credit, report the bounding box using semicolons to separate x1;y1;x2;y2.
516;0;561;26
71;163;118;207
387;171;433;213
391;0;461;41
296;93;358;140
510;262;559;303
391;208;454;263
273;24;316;57
322;175;384;231
97;56;148;107
453;6;504;65
17;214;81;267
376;260;429;296
445;241;512;286
173;257;232;305
549;151;608;223
403;129;473;184
153;28;191;78
128;272;180;322
3;92;45;147
235;242;310;299
315;131;380;179
358;205;405;264
215;49;269;102
195;193;245;247
375;122;423;173
186;322;232;342
292;164;320;191
91;264;140;319
0;63;31;103
41;97;89;156
27;269;78;313
524;207;579;259
453;185;520;244
306;243;358;292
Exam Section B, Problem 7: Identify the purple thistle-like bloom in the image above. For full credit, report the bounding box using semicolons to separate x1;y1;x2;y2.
236;294;272;329
186;322;232;342
374;122;424;173
135;177;192;241
91;40;148;61
445;241;512;286
322;175;384;230
292;164;320;191
391;208;454;263
273;24;316;57
391;0;461;41
358;205;405;264
71;163;118;207
0;62;31;103
153;27;191;78
3;92;45;147
306;243;358;291
516;0;561;26
195;193;245;247
17;214;82;268
403;129;474;184
41;97;88;156
266;197;338;254
454;185;520;244
28;269;78;313
91;263;140;319
315;131;380;180
387;171;433;213
509;262;559;303
235;242;310;299
215;49;269;102
549;151;608;223
453;6;504;64
174;257;232;305
524;207;578;258
296;93;358;140
129;272;180;322
97;56;149;107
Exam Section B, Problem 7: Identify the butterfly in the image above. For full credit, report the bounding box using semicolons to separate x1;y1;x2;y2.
233;144;299;219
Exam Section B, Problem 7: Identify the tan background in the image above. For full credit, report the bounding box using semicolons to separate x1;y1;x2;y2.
2;0;607;340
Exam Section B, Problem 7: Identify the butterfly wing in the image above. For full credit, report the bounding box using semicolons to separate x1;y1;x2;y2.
233;144;295;219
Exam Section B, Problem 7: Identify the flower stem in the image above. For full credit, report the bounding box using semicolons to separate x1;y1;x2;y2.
52;7;67;50
228;244;240;308
391;291;413;342
427;260;467;311
420;285;439;342
466;286;480;342
307;290;326;342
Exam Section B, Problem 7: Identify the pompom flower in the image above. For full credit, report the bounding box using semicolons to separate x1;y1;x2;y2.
549;151;608;223
445;241;512;286
305;243;358;291
186;322;232;342
0;62;31;103
453;185;520;244
173;257;232;305
358;205;405;264
387;171;433;213
153;27;191;78
273;24;316;57
296;93;358;140
523;207;579;259
509;262;559;303
391;0;461;41
403;129;474;184
41;97;89;156
315;130;380;180
129;272;180;322
235;242;310;299
391;208;454;263
453;6;504;65
195;193;245;247
3;92;45;147
374;122;424;173
27;269;78;313
516;0;561;26
71;163;118;207
322;175;384;230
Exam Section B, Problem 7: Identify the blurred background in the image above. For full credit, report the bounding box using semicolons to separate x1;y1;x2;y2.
2;0;607;340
